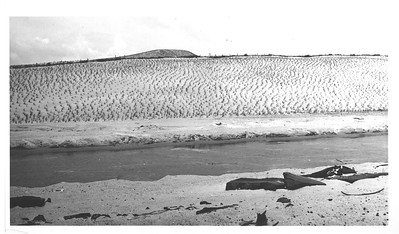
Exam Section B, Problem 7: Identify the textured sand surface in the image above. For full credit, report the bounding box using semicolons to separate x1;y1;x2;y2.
10;112;387;149
10;55;387;124
10;162;388;226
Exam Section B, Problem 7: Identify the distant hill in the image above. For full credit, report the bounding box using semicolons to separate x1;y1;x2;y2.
122;49;198;59
10;49;198;69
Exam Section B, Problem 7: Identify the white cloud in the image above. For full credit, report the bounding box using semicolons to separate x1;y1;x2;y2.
35;36;50;44
9;8;391;65
61;36;104;61
107;34;129;57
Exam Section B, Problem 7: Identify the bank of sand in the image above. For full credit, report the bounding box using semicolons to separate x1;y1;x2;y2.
10;162;388;226
10;111;387;149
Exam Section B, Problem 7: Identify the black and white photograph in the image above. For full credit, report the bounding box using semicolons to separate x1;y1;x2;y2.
2;0;398;233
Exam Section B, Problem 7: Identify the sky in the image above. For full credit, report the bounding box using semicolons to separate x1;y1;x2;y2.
8;0;393;65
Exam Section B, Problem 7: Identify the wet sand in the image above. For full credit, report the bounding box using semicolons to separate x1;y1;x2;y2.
10;111;387;149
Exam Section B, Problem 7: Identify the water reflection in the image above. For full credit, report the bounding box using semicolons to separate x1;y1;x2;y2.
11;134;387;188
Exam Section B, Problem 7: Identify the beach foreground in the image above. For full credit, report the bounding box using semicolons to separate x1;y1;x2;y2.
10;162;388;226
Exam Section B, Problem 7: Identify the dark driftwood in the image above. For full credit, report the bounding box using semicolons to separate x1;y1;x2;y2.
276;197;291;203
303;165;356;178
332;173;388;183
64;213;91;220
239;220;255;226
200;201;212;205
283;172;326;190
225;177;285;191
31;215;47;223
341;188;384;196
196;204;238;215
238;211;279;226
19;214;50;225
255;211;268;226
116;205;197;219
132;206;185;217
10;196;49;208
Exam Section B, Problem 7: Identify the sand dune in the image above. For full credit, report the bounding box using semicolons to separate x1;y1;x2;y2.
9;55;387;124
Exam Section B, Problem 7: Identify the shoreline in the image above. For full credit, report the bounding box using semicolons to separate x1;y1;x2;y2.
10;131;387;156
10;111;388;150
10;162;388;225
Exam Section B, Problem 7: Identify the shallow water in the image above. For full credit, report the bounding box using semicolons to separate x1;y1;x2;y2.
10;134;387;187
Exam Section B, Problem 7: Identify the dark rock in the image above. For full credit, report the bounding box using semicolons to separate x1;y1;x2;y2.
20;215;49;225
200;201;211;205
328;198;333;201
10;196;47;208
31;215;46;223
303;165;356;178
283;172;326;190
64;213;91;220
91;214;111;220
226;177;285;191
285;203;294;208
332;173;388;183
255;211;268;226
277;197;291;203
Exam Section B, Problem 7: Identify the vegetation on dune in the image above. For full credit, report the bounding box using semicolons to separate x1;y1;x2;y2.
9;55;387;124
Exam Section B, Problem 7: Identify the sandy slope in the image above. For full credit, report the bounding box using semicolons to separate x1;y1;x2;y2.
10;112;387;149
10;162;388;226
10;55;387;124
